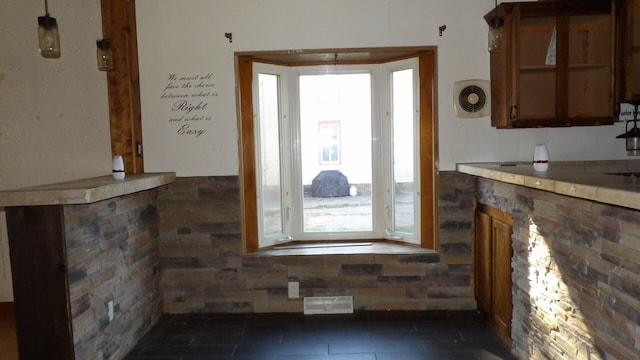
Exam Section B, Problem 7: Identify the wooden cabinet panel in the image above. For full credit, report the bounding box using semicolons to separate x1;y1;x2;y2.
491;218;513;341
634;0;640;99
6;206;75;360
617;0;640;101
475;211;493;316
486;1;616;128
474;202;513;345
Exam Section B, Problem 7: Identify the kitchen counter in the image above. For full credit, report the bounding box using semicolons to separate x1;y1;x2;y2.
2;172;175;359
0;172;176;207
456;161;640;211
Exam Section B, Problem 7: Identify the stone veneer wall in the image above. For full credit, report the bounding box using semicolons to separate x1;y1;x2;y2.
64;190;162;360
476;177;640;359
157;171;476;313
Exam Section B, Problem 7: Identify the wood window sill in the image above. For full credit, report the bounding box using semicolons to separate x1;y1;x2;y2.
247;241;436;257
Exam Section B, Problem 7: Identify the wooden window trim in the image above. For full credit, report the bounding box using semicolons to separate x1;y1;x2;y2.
236;48;438;253
100;7;437;251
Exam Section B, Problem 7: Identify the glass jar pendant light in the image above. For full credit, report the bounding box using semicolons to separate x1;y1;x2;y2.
38;0;60;58
487;0;504;52
96;39;114;71
488;17;504;52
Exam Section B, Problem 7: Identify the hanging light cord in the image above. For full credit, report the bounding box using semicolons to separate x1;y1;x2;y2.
44;0;49;15
489;0;502;29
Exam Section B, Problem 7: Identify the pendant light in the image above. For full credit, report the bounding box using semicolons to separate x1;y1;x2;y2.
487;0;504;52
96;39;114;71
37;0;60;58
616;102;640;156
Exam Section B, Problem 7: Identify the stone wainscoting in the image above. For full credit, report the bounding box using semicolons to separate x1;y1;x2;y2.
476;177;640;359
65;190;162;360
157;171;477;313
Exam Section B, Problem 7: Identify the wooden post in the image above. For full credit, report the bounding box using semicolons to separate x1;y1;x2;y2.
101;0;144;174
6;206;75;360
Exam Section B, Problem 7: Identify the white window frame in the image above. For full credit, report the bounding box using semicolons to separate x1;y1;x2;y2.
382;59;421;244
253;59;420;248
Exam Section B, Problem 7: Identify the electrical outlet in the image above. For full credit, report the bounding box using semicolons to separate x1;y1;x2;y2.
108;300;114;322
288;282;299;299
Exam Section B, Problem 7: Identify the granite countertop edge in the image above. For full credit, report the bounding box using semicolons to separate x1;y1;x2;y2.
0;172;176;207
456;161;640;211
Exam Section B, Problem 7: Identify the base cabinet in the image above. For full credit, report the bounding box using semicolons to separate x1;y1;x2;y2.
474;202;513;345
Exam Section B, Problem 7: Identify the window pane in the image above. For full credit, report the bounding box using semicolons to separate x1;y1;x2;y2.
299;74;372;233
319;122;340;164
392;69;415;235
257;73;284;238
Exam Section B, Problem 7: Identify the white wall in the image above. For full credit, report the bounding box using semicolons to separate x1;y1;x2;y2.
0;0;112;300
0;0;632;301
1;1;112;190
137;0;630;176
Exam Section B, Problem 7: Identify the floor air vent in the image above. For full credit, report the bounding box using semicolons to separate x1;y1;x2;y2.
303;296;354;315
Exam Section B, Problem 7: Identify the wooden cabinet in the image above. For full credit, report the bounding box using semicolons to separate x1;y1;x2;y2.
617;0;640;101
474;202;513;345
486;1;616;128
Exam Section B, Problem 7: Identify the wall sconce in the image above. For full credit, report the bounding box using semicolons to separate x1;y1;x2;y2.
616;102;640;156
37;0;61;58
487;0;504;52
96;39;114;71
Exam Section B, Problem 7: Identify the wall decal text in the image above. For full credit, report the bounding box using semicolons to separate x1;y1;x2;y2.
161;73;218;138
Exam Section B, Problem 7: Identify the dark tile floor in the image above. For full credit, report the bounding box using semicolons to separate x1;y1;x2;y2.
124;310;517;360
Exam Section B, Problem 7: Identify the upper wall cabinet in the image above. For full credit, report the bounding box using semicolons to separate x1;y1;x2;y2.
617;0;640;101
485;1;616;128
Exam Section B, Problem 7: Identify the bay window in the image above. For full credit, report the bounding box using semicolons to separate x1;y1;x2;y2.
237;48;437;252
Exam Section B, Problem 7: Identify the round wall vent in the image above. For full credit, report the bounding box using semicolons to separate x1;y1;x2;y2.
453;80;491;118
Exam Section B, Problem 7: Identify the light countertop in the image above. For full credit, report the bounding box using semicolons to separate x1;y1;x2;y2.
0;172;176;207
456;161;640;211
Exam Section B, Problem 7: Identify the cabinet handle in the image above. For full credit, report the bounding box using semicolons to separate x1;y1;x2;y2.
509;105;518;120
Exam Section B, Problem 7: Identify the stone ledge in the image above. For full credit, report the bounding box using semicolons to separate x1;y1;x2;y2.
0;172;176;206
457;161;640;211
247;241;436;257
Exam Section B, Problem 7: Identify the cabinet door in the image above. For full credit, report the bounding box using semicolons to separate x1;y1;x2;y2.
618;0;640;101
491;218;513;344
474;203;513;345
488;1;616;128
566;12;614;119
633;0;640;99
516;14;557;121
475;210;493;316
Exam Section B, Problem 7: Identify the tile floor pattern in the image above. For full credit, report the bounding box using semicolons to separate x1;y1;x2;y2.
125;311;517;360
